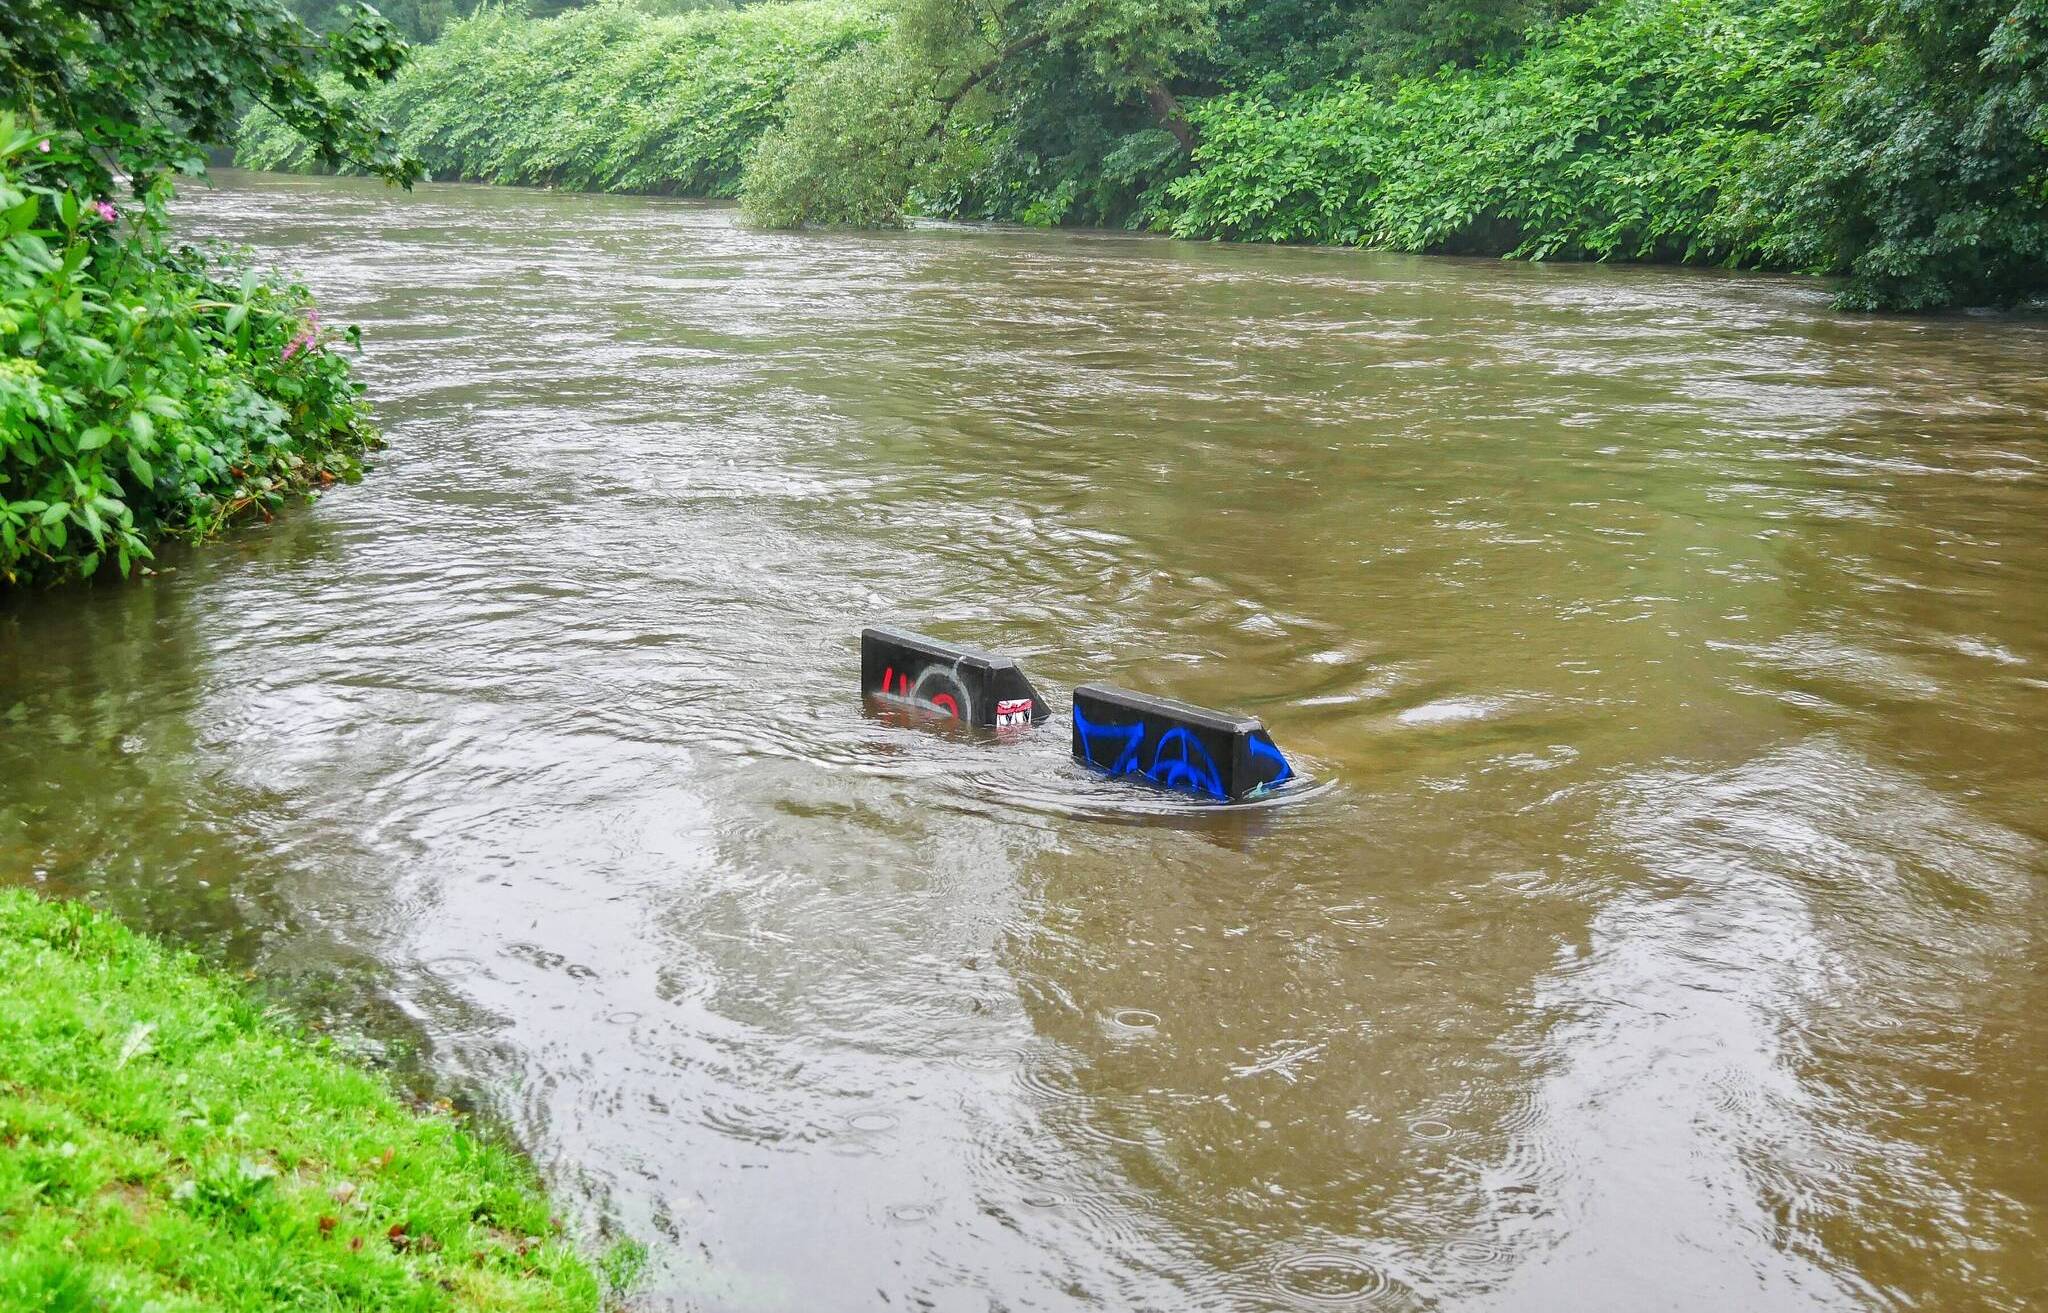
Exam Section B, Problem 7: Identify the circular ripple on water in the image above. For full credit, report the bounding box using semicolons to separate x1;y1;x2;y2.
948;1048;1016;1073
1108;1008;1160;1032
1443;1238;1508;1268
1705;1069;1762;1118
1407;1119;1455;1141
846;1111;898;1133
885;1203;935;1224
1018;1060;1089;1101
1057;1186;1156;1259
1037;1098;1169;1151
698;1099;801;1147
1268;1248;1397;1307
1324;903;1387;931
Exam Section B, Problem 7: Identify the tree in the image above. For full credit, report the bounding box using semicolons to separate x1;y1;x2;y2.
291;0;469;45
909;0;1217;149
0;0;420;198
742;0;1223;226
1758;0;2048;309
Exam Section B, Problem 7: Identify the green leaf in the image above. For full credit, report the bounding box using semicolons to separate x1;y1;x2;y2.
77;425;113;451
126;449;155;486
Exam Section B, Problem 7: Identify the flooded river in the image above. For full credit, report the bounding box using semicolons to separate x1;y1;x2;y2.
4;170;2045;1311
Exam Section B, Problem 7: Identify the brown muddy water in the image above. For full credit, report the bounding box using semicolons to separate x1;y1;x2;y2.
4;170;2046;1311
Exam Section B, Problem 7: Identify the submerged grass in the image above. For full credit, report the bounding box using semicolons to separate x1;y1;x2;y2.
0;888;630;1311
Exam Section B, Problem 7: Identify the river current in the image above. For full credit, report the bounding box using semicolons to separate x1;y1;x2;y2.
3;171;2045;1311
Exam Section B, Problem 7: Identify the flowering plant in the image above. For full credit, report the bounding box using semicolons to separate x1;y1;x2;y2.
0;116;377;585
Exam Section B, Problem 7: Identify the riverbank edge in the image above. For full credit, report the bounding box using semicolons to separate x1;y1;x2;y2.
0;887;633;1311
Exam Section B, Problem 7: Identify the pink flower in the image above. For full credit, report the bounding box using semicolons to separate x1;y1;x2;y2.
37;139;50;153
281;308;324;362
93;200;117;223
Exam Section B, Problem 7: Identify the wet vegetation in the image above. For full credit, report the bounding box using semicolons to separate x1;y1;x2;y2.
241;2;883;197
255;0;2045;311
0;889;629;1310
0;122;378;586
0;0;419;585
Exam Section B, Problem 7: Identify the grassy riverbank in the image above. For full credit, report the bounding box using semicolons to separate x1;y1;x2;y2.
0;888;626;1311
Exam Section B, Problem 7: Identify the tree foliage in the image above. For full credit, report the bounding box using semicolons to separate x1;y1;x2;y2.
0;0;420;196
1162;0;1827;262
740;49;938;227
1744;0;2048;309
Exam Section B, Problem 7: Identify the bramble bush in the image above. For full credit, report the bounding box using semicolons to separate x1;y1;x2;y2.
240;0;884;197
0;119;377;585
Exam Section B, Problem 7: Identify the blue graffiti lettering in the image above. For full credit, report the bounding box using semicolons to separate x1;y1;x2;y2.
1147;727;1225;799
1072;702;1145;775
1075;705;1230;800
1246;733;1293;787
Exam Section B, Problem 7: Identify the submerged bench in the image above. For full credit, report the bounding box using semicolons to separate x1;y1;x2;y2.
861;626;1052;728
1071;684;1293;802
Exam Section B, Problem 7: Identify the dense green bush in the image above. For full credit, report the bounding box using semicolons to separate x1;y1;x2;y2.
740;49;936;227
1740;0;2048;310
0;120;377;585
0;0;412;589
1156;0;2046;307
240;1;884;196
1159;0;1828;262
2;0;419;198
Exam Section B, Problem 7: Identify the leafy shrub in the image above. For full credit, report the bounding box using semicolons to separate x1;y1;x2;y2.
1161;0;1829;264
1;0;419;198
241;0;884;197
1154;0;2048;308
740;48;936;227
0;119;376;585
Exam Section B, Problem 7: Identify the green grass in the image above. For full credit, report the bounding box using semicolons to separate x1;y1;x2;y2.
0;888;632;1312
